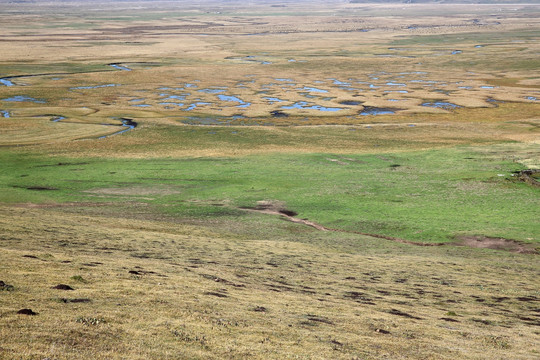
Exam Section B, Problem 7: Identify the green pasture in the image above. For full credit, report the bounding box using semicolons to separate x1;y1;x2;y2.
1;144;537;244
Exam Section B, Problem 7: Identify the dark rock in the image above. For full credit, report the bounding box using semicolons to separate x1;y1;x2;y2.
17;308;37;315
52;284;74;290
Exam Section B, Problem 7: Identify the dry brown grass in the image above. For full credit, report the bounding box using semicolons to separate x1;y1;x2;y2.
1;204;538;359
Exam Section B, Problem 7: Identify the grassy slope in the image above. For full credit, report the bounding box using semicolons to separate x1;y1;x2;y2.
0;202;538;359
1;144;538;244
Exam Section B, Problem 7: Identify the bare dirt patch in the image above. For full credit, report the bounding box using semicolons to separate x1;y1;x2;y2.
514;169;540;188
454;236;538;254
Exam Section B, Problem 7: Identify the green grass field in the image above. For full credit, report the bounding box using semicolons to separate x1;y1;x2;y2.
1;145;538;244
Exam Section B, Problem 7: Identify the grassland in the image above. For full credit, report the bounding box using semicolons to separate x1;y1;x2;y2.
0;1;539;359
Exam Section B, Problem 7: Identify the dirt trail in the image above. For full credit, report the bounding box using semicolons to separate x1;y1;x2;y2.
240;201;537;253
239;202;443;247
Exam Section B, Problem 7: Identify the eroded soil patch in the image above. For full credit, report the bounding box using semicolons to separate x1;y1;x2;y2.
454;236;538;254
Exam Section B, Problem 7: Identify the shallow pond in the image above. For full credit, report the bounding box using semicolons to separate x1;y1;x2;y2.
264;97;285;104
218;95;245;103
360;107;396;116
421;102;461;109
300;86;328;93
161;95;188;101
384;90;408;94
159;102;184;107
183;102;211;111
2;95;46;104
70;84;119;90
1;110;10;118
386;82;406;87
109;63;131;71
51;116;65;122
0;78;15;87
282;101;343;112
275;78;294;82
198;88;226;94
340;100;362;106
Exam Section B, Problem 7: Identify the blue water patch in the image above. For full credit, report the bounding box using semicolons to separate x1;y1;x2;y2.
475;45;484;48
458;86;472;89
332;79;350;86
51;116;65;122
399;72;426;75
451;50;462;55
131;104;152;108
386;82;406;87
218;95;244;103
1;110;10;118
2;95;46;104
261;61;272;65
237;102;251;108
281;101;343;112
158;87;184;91
70;84;119;90
340;100;362;106
360;107;395;116
198;88;226;94
185;83;198;88
526;96;537;101
288;59;296;62
129;98;145;102
384;90;408;94
183;102;211;111
161;95;188;101
421;102;461;110
159;102;184;107
480;86;494;89
99;118;137;139
264;97;285;104
109;63;131;71
275;78;294;82
301;86;328;93
0;78;15;86
410;80;438;84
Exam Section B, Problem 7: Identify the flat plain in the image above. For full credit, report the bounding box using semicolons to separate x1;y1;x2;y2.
0;1;539;359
